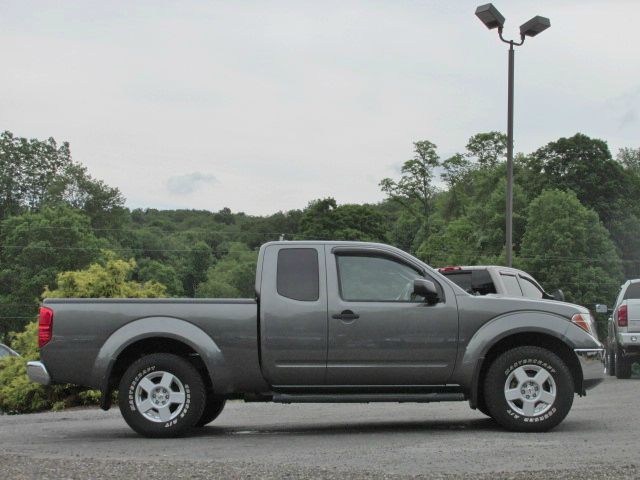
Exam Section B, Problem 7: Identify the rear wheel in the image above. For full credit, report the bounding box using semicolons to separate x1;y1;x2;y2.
118;353;206;438
606;343;616;376
195;396;226;427
615;344;632;379
483;346;574;432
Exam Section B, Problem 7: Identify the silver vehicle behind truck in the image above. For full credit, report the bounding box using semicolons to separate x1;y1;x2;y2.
603;280;640;378
27;241;604;437
438;265;565;301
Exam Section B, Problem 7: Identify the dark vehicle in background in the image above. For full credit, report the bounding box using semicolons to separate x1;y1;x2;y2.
439;265;564;301
602;280;640;379
27;241;603;437
0;343;19;358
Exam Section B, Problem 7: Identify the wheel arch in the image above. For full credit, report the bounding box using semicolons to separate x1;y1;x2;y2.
470;331;583;412
460;312;584;410
93;317;224;409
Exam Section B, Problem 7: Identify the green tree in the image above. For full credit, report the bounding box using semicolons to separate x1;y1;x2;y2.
465;131;507;167
299;198;387;242
0;131;71;219
416;217;479;266
181;241;213;297
0;131;126;232
43;254;166;298
196;243;257;298
518;189;622;308
441;153;472;219
0;206;107;337
136;258;183;296
616;147;640;173
524;133;634;226
380;140;441;244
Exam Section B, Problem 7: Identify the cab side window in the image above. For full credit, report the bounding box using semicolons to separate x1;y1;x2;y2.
336;255;425;302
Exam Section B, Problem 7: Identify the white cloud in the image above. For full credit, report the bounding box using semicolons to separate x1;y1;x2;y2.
166;172;217;195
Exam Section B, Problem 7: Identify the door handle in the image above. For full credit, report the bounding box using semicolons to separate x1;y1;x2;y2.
332;310;359;321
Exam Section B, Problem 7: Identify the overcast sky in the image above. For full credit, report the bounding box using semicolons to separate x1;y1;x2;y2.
1;1;638;215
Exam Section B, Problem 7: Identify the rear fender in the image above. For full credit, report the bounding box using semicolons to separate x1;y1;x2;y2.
93;317;225;401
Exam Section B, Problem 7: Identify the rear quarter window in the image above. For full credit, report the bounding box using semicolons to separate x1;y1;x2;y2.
277;248;319;301
501;274;523;297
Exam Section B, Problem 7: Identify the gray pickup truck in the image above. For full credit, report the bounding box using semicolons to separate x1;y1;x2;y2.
27;241;604;437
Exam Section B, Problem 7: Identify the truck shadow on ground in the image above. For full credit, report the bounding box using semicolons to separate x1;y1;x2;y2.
59;414;607;440
187;416;604;438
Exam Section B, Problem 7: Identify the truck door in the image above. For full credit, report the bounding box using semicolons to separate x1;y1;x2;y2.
259;244;328;386
325;246;459;386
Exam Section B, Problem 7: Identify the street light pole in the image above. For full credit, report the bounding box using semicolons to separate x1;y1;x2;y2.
475;4;550;267
504;36;517;267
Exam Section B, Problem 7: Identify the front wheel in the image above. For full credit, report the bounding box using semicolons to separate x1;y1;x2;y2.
195;396;226;427
118;353;206;438
483;346;574;432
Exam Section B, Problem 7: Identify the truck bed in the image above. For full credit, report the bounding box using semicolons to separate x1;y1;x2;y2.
40;297;268;394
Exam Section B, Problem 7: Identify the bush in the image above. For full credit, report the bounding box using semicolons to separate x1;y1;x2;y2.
1;254;166;414
0;322;102;414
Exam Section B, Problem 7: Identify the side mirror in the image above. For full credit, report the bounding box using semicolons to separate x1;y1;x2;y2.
414;279;439;304
551;289;565;302
595;304;608;314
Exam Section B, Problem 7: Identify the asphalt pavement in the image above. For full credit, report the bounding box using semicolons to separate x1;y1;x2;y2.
1;376;639;479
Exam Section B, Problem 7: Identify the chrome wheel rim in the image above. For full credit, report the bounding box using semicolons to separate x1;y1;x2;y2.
504;364;556;417
134;371;186;423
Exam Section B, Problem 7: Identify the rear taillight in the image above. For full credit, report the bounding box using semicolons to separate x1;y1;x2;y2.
38;306;54;348
618;304;628;327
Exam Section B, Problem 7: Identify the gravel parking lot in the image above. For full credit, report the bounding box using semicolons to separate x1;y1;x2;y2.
1;376;639;479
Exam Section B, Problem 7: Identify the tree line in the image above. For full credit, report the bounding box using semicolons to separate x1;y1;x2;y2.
1;129;639;343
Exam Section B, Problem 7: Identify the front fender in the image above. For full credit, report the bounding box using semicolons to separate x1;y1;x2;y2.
457;311;573;388
92;316;225;394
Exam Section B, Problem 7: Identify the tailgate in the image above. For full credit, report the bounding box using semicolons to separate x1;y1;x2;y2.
626;300;640;332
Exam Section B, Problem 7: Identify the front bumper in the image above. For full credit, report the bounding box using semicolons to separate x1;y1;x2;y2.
26;361;51;385
574;348;604;391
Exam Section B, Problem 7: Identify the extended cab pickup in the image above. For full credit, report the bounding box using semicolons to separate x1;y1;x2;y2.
27;241;604;437
604;280;640;379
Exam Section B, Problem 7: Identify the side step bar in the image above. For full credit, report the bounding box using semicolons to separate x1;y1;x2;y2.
272;393;466;404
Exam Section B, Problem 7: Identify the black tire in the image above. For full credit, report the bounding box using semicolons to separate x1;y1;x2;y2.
118;353;206;438
195;396;226;427
615;344;632;379
606;343;616;376
483;346;574;432
477;404;493;418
